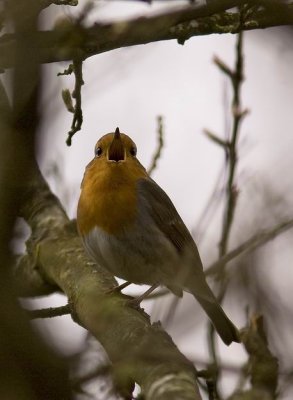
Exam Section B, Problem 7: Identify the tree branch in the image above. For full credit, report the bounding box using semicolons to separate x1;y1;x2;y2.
18;164;202;400
219;30;245;258
26;304;71;319
65;58;84;146
205;31;246;399
0;1;70;398
1;1;293;69
40;0;78;9
229;315;278;400
206;218;293;276
148;115;164;176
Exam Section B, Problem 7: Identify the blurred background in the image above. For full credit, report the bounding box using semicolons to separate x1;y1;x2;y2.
17;1;293;399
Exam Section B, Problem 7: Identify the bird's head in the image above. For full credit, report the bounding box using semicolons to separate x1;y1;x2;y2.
81;128;146;188
93;127;137;164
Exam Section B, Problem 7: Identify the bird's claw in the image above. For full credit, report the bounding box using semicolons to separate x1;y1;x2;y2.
106;281;131;295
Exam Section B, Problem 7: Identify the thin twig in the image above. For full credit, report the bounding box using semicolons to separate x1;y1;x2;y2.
66;58;84;146
144;288;169;300
197;366;218;400
206;379;216;400
58;63;74;77
192;163;225;244
148;116;164;176
206;218;293;276
26;304;71;319
219;31;245;258
203;129;230;149
195;359;243;375
206;30;246;400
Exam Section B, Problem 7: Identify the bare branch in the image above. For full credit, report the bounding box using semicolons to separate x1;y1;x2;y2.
203;129;230;149
1;1;293;69
148;115;164;176
206;218;293;276
18;164;202;400
205;31;246;399
229;315;278;399
40;0;78;10
66;58;84;146
213;56;234;79
0;1;70;397
219;31;245;258
26;304;71;319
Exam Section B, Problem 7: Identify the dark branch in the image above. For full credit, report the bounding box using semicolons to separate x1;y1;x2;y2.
40;0;78;9
26;304;71;319
1;1;293;69
218;31;245;258
148;115;164;176
229;315;278;399
66;59;84;146
205;31;245;399
0;1;70;398
206;218;293;276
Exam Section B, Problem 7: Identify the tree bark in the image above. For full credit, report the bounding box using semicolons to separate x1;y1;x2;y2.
0;1;292;69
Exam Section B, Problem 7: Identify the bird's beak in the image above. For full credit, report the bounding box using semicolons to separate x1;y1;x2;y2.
108;127;125;162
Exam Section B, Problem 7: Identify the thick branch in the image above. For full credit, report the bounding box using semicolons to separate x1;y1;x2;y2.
1;1;293;68
14;253;59;297
0;1;70;398
18;165;201;400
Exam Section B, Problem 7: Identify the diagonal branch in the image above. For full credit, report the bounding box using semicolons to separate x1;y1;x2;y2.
206;218;293;276
26;304;71;319
18;164;202;400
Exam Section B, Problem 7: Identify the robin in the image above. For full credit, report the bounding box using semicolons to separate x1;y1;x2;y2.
77;128;239;345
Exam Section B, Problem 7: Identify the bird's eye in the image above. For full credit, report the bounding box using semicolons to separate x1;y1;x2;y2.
95;147;102;157
130;146;137;157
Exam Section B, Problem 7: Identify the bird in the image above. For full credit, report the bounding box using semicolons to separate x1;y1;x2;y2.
77;127;239;345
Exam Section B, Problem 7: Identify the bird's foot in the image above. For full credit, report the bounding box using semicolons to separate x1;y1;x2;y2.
106;281;132;295
127;284;159;308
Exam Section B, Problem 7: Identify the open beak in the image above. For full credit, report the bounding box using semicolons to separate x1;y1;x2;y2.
108;127;125;162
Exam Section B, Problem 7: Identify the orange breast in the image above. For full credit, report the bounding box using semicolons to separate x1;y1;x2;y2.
77;159;147;236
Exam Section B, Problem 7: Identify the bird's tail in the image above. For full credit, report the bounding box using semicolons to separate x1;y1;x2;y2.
196;295;240;345
188;278;240;345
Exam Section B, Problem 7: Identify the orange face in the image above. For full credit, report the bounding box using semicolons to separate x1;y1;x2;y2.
78;128;147;235
93;129;137;163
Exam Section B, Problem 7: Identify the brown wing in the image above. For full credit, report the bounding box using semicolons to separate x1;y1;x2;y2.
137;178;203;269
138;179;240;345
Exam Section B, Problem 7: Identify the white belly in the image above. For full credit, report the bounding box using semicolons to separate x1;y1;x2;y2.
83;222;181;286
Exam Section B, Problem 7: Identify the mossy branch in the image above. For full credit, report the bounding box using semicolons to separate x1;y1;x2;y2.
17;164;202;400
1;1;293;69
